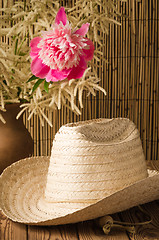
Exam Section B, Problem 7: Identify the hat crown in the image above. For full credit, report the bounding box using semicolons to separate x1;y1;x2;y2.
44;118;148;209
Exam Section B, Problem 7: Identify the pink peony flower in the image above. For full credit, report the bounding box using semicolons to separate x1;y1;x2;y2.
30;7;94;82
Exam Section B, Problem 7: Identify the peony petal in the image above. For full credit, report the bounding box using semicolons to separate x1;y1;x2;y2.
30;37;42;53
55;7;67;26
67;57;87;80
30;52;38;60
45;70;59;82
82;39;94;61
30;37;42;60
74;23;90;36
45;68;71;82
31;55;50;78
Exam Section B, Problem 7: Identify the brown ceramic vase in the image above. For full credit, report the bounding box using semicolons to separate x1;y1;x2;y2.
0;104;33;173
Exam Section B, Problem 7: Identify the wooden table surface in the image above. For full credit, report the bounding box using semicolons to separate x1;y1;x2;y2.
1;161;159;240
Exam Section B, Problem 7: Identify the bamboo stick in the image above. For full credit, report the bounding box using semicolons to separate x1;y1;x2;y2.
142;0;147;159
123;2;126;118
127;1;130;119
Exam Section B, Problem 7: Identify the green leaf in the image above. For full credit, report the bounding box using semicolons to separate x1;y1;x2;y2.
44;81;49;93
11;68;15;74
24;0;26;11
14;39;18;55
32;78;45;93
19;52;26;56
27;75;39;83
12;35;16;40
17;86;21;97
17;36;27;54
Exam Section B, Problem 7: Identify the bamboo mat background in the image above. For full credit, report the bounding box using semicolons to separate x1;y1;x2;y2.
1;0;159;160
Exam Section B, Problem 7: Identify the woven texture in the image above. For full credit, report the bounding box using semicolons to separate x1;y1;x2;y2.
0;118;159;225
45;118;147;203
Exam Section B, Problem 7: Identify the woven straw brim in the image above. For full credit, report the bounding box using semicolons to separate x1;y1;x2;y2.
0;156;159;226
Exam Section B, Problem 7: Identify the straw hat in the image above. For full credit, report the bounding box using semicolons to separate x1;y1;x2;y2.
0;118;158;225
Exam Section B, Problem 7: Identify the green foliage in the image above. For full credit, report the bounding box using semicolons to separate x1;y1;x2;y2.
32;79;45;93
44;81;49;93
27;75;39;83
